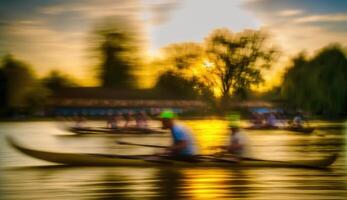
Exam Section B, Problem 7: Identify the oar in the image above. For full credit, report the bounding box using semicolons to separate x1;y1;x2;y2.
116;140;167;148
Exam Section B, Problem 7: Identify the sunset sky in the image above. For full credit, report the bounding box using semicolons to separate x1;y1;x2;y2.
1;0;347;88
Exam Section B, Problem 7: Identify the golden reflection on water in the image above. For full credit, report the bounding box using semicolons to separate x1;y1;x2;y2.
181;168;249;199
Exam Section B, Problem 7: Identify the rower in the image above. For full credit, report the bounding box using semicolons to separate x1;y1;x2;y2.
106;113;122;129
265;112;277;128
123;111;134;128
160;110;197;159
227;113;247;158
250;111;263;128
106;115;116;129
292;112;304;128
136;111;149;128
210;113;246;162
74;115;86;128
212;113;247;161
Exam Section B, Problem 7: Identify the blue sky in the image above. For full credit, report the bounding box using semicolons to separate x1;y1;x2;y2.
1;0;346;86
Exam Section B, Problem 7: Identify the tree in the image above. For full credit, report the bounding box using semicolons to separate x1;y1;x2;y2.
204;28;277;100
155;70;199;99
281;44;347;116
25;83;50;114
160;42;203;71
310;45;347;115
0;68;6;114
93;17;144;88
151;42;204;83
281;53;309;109
0;68;7;108
152;29;277;110
1;55;36;109
0;55;50;116
42;70;78;92
153;42;214;101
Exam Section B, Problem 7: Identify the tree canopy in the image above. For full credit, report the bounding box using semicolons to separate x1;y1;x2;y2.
153;42;214;101
204;28;277;99
1;55;36;108
42;70;78;92
153;28;277;108
93;17;144;88
281;44;347;116
0;55;50;115
160;42;203;71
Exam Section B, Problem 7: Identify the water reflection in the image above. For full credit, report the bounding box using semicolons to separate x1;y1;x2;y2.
3;166;347;200
181;168;251;199
152;168;250;199
2;167;252;200
155;169;184;199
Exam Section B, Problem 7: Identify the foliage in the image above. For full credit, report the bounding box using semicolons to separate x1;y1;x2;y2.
155;70;199;99
0;68;6;114
42;70;78;92
281;44;347;115
25;82;51;113
154;42;214;102
153;29;276;109
0;55;50;116
94;18;144;88
204;28;277;99
160;42;203;71
1;55;36;108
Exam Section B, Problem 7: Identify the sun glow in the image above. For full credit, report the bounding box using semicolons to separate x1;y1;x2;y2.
203;60;214;68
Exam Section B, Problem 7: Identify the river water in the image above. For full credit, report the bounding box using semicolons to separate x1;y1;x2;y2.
0;119;346;199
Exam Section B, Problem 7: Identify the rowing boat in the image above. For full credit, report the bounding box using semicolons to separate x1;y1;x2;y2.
244;126;315;133
284;127;315;133
7;136;337;168
68;126;168;135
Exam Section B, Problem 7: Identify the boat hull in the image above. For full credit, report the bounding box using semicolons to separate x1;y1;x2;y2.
244;126;315;133
7;136;336;168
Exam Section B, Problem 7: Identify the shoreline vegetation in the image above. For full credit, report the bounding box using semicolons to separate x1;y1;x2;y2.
1;25;347;118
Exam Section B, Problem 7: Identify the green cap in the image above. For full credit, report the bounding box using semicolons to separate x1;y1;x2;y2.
227;112;240;128
160;109;176;119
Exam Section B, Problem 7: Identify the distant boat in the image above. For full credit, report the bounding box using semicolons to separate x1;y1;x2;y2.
67;126;168;135
243;126;315;133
